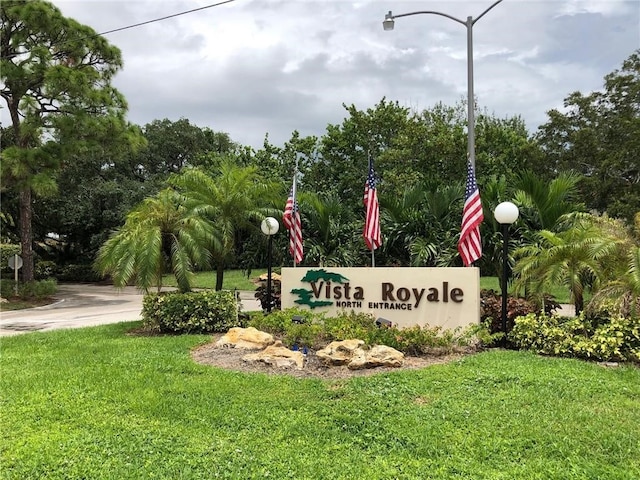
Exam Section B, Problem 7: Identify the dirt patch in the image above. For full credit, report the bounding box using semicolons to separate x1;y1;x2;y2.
0;297;55;311
191;334;470;379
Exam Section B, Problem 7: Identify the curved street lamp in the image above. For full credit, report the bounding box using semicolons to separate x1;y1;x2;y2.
494;201;519;346
382;0;503;170
261;217;279;313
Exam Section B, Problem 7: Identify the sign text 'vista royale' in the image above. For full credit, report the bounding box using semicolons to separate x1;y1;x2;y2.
281;267;480;330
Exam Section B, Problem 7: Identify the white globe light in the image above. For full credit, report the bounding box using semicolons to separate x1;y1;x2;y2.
261;217;279;236
494;201;519;225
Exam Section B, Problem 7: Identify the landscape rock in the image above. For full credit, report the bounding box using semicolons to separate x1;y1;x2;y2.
215;327;274;350
316;339;365;365
242;341;305;370
348;345;405;370
213;331;405;373
316;339;404;370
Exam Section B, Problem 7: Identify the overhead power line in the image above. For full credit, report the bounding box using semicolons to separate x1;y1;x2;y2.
0;0;238;61
97;0;238;37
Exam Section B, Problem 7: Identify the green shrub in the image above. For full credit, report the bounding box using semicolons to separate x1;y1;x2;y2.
56;264;101;282
249;308;488;355
142;290;240;334
35;260;57;280
282;322;326;349
365;323;476;356
510;312;640;362
254;279;281;311
480;289;540;334
249;308;327;348
0;279;57;299
0;243;20;264
323;311;374;343
249;308;320;333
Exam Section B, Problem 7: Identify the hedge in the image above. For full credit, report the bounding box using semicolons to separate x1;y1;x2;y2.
510;312;640;363
141;290;241;334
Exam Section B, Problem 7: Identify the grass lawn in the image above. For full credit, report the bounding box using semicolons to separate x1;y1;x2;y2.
479;277;577;304
162;269;258;291
1;324;639;479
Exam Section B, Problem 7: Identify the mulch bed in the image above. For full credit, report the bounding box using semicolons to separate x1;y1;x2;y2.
191;334;471;379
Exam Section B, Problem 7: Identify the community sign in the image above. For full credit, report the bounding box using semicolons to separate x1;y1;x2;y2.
281;267;480;330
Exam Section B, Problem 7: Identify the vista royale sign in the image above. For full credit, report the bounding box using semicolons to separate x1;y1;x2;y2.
281;267;480;330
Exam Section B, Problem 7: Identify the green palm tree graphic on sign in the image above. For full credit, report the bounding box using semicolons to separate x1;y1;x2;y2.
292;269;349;309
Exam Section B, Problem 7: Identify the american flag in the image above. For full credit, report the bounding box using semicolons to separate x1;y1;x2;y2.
363;158;381;251
283;185;303;264
458;160;484;266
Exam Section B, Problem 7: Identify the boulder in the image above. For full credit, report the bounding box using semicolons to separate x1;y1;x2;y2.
242;341;305;370
317;339;404;370
215;327;274;350
316;339;365;366
348;345;404;370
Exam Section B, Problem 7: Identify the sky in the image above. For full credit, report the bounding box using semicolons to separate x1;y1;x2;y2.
35;1;640;148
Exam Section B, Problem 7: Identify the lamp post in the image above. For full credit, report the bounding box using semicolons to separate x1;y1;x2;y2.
383;0;503;170
493;201;519;346
261;217;279;313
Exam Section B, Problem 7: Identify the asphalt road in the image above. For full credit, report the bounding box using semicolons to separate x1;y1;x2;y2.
0;284;261;337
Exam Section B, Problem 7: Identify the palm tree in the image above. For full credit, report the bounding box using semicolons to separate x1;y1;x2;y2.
382;181;463;266
302;192;361;267
513;170;584;232
513;213;608;315
587;213;640;318
515;211;640;318
380;184;425;265
95;188;213;293
170;160;279;290
482;171;584;288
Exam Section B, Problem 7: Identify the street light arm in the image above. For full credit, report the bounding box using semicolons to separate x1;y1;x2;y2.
472;0;503;26
390;10;466;27
387;0;504;28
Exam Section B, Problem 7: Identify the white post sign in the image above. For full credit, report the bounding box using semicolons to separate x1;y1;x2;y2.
282;267;480;330
8;254;23;296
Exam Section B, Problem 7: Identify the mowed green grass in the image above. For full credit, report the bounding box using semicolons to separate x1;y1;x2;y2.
480;276;576;304
162;269;258;291
1;323;639;479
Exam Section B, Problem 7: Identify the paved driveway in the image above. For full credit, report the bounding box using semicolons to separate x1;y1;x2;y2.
0;284;261;337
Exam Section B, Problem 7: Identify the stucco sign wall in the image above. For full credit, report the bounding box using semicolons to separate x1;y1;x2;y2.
281;267;480;330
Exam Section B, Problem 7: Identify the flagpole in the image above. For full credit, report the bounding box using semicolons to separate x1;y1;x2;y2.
292;153;300;267
369;152;373;269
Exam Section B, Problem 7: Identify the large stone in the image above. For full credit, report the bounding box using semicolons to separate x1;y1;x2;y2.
242;341;305;370
316;339;365;366
348;345;404;370
215;327;274;350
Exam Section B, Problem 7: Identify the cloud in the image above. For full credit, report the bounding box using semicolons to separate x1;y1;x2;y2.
3;0;638;149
